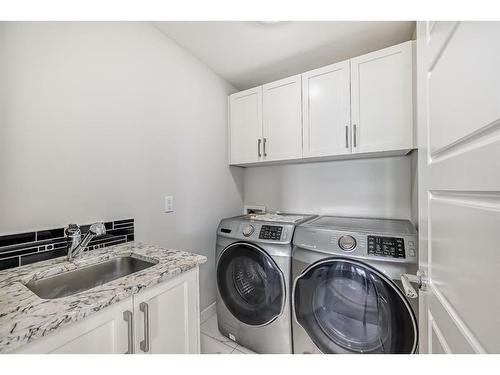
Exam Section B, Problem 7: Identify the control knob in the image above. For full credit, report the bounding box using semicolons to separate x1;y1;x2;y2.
242;224;255;237
338;235;356;251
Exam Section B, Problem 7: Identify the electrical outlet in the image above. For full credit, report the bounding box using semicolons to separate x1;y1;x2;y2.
164;196;174;213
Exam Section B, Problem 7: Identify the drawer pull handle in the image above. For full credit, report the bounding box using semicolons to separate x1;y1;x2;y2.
140;302;150;353
123;310;134;354
353;124;357;148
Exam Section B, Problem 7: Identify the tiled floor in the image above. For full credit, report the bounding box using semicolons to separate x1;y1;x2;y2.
200;313;256;354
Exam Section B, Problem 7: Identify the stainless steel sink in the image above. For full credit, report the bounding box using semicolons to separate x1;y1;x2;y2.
25;256;156;299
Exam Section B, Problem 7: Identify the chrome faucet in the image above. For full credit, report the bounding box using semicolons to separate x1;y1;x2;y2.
65;222;106;261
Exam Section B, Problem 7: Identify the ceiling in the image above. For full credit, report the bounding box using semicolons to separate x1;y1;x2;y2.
154;21;415;90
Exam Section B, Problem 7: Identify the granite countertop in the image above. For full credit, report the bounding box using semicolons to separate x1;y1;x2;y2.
0;242;207;353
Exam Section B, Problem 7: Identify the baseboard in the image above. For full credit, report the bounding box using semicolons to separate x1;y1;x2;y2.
200;301;217;323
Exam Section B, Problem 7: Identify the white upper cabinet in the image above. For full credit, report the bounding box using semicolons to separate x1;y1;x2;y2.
229;87;263;164
262;75;303;162
350;41;414;154
228;41;415;166
302;61;351;158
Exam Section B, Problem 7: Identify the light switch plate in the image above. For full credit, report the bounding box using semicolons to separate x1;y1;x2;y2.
164;196;174;213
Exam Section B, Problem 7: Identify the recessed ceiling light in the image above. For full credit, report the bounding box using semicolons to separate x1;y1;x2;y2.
257;21;284;25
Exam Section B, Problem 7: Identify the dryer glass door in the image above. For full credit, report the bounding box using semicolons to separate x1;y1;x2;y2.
294;258;417;353
217;242;285;326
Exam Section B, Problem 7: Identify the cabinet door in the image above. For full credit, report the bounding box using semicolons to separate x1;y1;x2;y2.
262;75;303;162
133;268;200;354
14;298;133;354
229;87;263;164
351;41;414;153
302;61;351;157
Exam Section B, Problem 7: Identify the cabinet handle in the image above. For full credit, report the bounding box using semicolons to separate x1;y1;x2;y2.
123;310;134;354
353;124;357;148
139;302;150;353
258;139;262;157
263;138;267;157
345;126;349;148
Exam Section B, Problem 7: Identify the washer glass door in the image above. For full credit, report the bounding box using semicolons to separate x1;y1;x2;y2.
217;242;285;326
294;258;417;353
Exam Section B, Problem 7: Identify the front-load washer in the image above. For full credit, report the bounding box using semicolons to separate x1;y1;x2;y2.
292;215;419;354
216;213;316;354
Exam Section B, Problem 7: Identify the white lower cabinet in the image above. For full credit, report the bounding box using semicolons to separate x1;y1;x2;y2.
133;268;200;354
14;268;200;354
14;298;133;354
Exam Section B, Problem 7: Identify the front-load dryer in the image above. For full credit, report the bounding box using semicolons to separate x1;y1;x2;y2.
292;215;419;354
216;213;316;354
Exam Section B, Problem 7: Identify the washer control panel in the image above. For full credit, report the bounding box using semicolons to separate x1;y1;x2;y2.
259;225;283;240
368;236;405;258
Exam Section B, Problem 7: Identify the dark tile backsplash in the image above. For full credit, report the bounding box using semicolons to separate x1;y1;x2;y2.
113;219;134;229
20;248;68;266
37;228;65;241
0;218;134;271
0;232;36;248
0;257;19;271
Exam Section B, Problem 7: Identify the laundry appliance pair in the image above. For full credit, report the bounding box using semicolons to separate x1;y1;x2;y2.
215;213;419;354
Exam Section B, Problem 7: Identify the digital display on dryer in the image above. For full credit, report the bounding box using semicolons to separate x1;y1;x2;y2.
259;225;283;240
367;236;405;258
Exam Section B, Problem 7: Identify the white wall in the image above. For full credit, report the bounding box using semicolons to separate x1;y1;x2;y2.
244;155;413;220
0;22;244;309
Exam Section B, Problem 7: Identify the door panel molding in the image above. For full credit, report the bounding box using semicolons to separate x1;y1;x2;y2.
427;22;500;155
430;119;500;162
428;312;451;354
430;191;500;211
429;138;500;192
428;191;499;352
429;287;484;353
426;22;459;72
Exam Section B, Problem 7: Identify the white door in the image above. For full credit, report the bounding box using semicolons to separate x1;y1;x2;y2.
302;61;351;157
263;75;303;162
229;87;263;164
417;21;500;354
351;41;414;154
134;268;200;354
